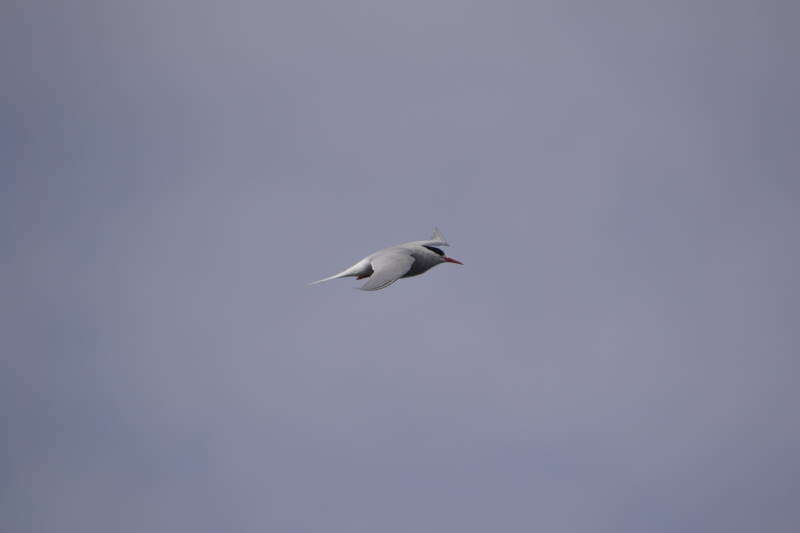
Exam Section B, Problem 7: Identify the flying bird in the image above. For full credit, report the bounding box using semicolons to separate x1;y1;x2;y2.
309;228;463;291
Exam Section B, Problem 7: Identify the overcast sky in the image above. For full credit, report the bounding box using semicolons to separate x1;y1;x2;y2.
3;1;799;532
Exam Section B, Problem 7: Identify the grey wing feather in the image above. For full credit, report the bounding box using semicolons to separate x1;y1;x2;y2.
360;251;415;291
422;227;449;247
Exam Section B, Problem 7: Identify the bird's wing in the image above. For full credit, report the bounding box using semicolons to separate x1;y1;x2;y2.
421;227;449;247
360;251;415;291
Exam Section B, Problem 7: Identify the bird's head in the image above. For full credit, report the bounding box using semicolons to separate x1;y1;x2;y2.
423;245;463;265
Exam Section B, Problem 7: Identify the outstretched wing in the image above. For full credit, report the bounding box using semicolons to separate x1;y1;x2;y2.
422;227;449;247
360;251;415;291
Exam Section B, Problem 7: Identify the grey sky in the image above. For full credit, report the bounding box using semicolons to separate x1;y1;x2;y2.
3;1;798;532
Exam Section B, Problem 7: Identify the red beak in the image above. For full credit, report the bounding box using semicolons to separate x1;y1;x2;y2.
443;257;463;265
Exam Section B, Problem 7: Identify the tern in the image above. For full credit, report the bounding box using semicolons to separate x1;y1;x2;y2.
309;228;463;291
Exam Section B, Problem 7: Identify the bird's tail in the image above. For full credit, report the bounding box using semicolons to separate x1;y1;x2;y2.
308;272;350;286
308;260;368;286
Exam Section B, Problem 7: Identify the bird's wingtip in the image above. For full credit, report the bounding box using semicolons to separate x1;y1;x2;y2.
428;227;450;246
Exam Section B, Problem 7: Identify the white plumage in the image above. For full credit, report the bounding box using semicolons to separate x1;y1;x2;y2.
309;228;463;291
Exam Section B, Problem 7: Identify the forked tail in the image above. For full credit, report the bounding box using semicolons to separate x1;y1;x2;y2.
308;260;369;286
308;272;349;285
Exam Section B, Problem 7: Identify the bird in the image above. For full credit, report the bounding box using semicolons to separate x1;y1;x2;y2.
309;228;463;291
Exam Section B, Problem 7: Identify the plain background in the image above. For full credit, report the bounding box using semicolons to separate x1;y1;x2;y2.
3;1;798;532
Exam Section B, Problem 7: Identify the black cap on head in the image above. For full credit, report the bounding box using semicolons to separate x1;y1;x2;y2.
423;246;445;256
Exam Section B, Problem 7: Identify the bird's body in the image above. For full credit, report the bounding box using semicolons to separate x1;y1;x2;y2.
309;228;463;291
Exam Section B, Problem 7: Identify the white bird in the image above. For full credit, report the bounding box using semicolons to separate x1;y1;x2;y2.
309;228;463;291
